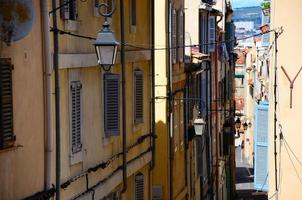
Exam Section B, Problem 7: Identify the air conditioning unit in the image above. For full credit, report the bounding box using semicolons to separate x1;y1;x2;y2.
201;0;216;5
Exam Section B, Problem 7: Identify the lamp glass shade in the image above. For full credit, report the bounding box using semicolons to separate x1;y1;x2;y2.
95;45;117;67
194;118;206;136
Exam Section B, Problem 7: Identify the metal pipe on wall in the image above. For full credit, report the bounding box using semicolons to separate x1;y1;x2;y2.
51;0;61;199
41;0;53;190
120;0;127;194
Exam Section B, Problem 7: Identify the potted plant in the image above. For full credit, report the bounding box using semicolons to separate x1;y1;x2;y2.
261;1;271;16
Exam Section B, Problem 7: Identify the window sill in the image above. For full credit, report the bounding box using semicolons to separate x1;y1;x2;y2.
0;145;21;154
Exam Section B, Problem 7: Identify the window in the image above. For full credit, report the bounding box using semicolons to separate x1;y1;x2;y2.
104;73;120;136
172;8;177;63
134;69;143;124
177;10;184;63
0;58;14;150
208;16;216;52
130;0;137;33
135;173;144;200
199;13;207;53
60;0;78;20
69;78;83;164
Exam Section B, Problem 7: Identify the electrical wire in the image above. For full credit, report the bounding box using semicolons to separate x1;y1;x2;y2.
49;27;279;51
283;140;302;185
283;137;302;166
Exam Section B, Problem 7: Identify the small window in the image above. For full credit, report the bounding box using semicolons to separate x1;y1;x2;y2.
104;73;120;136
0;58;15;150
134;69;143;124
130;0;137;33
69;79;83;164
60;0;78;20
135;173;144;200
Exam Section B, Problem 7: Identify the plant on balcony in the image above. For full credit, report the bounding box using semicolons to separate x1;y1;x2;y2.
261;1;271;16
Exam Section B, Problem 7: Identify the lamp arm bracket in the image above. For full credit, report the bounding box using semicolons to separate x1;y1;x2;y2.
98;0;117;18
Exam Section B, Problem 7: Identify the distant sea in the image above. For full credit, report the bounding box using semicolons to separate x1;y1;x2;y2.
233;6;262;30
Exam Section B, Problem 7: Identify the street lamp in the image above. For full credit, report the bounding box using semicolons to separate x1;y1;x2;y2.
193;117;206;136
235;118;241;129
95;21;119;71
242;122;248;131
94;1;119;71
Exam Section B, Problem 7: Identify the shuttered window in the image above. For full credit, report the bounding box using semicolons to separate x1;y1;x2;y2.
178;10;184;63
104;73;120;136
70;81;82;154
172;8;177;64
135;173;144;200
0;58;14;150
254;102;269;192
208;16;216;53
60;0;77;20
134;69;143;124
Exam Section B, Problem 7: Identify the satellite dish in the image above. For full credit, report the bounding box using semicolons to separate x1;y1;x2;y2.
0;0;35;45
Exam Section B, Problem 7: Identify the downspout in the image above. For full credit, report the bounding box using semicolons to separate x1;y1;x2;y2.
214;21;219;200
120;0;127;194
168;1;173;199
51;0;61;199
41;0;53;190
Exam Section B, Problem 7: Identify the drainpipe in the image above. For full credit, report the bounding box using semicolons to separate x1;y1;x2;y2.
52;0;61;199
41;0;53;190
168;1;173;199
120;0;127;194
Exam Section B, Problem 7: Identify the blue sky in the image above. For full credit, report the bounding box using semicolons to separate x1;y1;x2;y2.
231;0;263;8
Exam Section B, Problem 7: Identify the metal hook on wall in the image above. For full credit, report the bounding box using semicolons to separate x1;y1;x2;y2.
281;66;302;108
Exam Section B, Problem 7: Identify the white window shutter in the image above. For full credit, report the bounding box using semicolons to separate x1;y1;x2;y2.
134;70;143;124
104;73;120;136
70;80;83;165
208;16;216;53
172;9;177;64
178;10;184;63
135;173;144;200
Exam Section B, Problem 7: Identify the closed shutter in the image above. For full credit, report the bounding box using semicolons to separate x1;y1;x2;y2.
196;136;204;176
134;69;143;124
60;0;77;20
254;102;269;191
208;16;216;53
70;81;82;154
0;58;14;149
104;73;120;136
178;10;184;63
135;173;144;200
172;8;177;64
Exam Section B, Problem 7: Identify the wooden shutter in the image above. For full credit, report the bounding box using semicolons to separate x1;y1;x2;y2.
178;10;184;63
135;173;144;200
172;8;177;64
0;58;14;149
196;136;204;176
70;81;82;154
254;102;269;191
208;16;216;53
104;73;120;136
134;69;143;124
